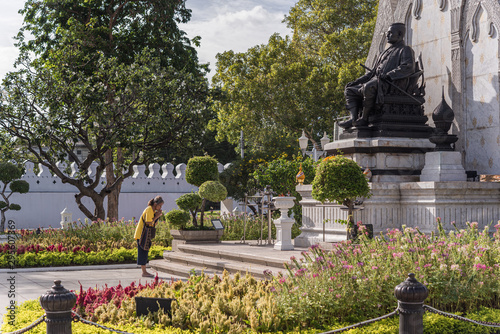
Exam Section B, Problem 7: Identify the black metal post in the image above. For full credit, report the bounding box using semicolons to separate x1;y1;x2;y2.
394;273;429;334
39;280;76;334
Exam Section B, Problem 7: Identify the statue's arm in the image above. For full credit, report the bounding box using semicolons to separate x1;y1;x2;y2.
385;46;415;81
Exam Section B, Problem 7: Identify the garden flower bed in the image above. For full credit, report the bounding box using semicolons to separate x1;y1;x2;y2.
0;219;171;268
4;219;500;333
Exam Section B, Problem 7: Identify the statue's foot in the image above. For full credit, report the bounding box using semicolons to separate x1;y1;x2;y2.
338;119;353;129
354;119;369;127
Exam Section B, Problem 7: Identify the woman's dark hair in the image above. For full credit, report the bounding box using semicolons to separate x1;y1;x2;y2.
148;196;164;207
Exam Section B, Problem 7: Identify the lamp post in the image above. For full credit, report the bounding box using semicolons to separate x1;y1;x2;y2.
299;131;330;161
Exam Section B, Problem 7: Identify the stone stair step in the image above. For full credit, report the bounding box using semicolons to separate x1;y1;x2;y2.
160;251;285;279
176;243;288;268
150;257;281;280
149;259;219;278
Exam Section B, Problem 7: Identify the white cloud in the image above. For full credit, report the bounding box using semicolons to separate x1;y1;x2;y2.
0;0;24;81
181;4;292;78
0;1;294;82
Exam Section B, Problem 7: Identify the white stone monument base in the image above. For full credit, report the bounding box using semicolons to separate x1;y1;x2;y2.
324;137;434;182
420;151;467;182
296;182;500;246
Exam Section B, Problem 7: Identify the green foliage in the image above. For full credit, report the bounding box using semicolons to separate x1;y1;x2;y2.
312;155;370;225
9;204;21;211
211;0;377;157
219;213;301;241
312;155;370;204
211;35;334;156
198;180;227;202
253;155;315;224
218;155;267;201
0;0;210;221
185;156;219;187
165;210;190;229
0;162;23;183
7;220;171;252
9;180;29;193
0;245;167;268
176;193;202;211
0;162;30;230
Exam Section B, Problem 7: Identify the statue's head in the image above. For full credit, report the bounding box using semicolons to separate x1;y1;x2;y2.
386;23;405;44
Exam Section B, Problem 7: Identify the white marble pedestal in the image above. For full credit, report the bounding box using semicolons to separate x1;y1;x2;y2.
420;151;466;181
273;197;295;251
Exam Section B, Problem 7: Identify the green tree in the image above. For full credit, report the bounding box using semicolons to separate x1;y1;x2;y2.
211;35;334;155
210;0;377;155
312;155;371;227
0;162;30;231
253;155;315;224
185;156;219;227
0;0;210;221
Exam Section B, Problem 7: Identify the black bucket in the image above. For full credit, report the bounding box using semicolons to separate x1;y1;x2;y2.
135;297;175;316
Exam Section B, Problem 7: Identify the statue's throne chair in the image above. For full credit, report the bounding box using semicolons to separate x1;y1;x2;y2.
365;54;432;138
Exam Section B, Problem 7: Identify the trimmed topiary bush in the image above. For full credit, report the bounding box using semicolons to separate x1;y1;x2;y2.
165;209;190;229
198;181;227;203
0;162;30;231
185;156;220;227
311;155;370;227
185;156;219;187
176;193;203;225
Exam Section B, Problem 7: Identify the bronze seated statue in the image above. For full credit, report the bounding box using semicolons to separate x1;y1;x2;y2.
339;23;431;139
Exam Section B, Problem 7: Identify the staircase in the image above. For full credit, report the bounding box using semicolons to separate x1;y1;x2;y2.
150;241;309;280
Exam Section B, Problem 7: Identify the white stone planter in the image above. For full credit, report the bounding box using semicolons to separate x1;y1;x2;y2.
273;196;295;251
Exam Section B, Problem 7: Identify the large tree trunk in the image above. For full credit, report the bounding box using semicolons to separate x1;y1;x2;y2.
75;192;106;221
105;148;123;221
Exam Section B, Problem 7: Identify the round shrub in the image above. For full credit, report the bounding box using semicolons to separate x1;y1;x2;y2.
198;181;228;202
312;155;370;205
165;209;190;229
0;162;23;183
176;193;202;212
9;204;21;211
10;180;30;193
185;156;219;187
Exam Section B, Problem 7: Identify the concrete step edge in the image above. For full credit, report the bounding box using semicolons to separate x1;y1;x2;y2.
151;260;272;280
162;251;284;276
175;244;288;268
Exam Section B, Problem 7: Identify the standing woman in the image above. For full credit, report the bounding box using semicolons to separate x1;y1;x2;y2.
134;196;164;277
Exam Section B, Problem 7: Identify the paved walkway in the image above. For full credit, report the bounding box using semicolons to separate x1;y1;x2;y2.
0;241;311;328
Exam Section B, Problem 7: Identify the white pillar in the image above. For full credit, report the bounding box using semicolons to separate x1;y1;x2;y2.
273;197;295;251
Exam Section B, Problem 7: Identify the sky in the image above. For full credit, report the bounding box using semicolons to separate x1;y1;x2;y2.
0;0;294;82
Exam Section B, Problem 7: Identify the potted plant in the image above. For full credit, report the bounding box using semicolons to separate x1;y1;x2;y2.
311;155;371;239
166;207;224;251
167;157;229;250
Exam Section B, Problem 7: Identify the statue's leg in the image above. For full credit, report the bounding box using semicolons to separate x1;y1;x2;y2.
356;79;378;126
340;86;363;129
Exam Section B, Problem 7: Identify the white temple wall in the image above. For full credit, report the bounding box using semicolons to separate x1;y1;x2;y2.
463;5;500;173
1;161;227;229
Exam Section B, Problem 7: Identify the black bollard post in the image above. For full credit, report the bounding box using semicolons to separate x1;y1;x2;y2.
39;280;76;334
394;273;429;334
